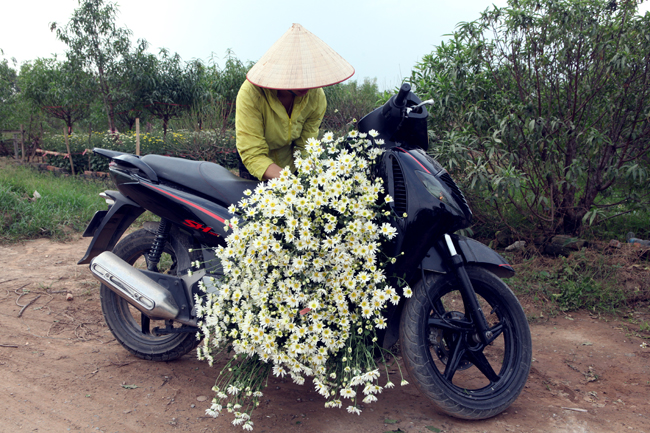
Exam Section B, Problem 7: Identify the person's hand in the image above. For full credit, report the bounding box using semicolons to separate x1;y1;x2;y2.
262;163;283;180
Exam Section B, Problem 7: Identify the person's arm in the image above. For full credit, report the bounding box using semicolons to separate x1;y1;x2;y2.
262;163;283;180
235;83;275;180
293;88;327;154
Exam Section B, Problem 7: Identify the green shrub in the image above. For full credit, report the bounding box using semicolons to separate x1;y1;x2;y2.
39;129;238;172
412;0;650;238
322;79;382;133
163;130;238;168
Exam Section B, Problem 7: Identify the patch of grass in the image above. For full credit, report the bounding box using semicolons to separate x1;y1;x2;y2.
507;246;649;314
0;159;162;244
0;160;108;243
640;321;650;333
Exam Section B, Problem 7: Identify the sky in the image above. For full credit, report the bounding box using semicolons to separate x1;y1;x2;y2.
1;0;649;91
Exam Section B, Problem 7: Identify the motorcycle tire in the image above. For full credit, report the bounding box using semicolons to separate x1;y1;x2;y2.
400;266;532;420
100;228;200;361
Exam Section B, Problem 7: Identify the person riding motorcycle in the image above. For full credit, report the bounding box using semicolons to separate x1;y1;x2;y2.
235;23;354;180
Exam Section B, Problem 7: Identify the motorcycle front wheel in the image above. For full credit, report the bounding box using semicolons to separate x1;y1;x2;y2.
400;266;531;420
100;228;200;361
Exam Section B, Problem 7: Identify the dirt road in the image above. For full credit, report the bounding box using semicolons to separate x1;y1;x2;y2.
0;236;648;433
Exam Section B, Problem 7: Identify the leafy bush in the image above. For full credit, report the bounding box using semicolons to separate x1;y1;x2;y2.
322;79;382;133
163;130;239;168
411;0;650;238
39;129;239;173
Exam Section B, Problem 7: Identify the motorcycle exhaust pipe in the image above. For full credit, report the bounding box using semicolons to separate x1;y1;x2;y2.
89;251;180;321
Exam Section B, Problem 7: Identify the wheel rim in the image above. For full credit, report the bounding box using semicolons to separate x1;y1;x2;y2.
424;278;520;400
112;246;185;344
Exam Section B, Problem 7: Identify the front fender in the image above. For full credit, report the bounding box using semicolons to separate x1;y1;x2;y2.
380;236;514;349
381;235;514;349
455;235;515;278
420;234;515;278
78;191;144;264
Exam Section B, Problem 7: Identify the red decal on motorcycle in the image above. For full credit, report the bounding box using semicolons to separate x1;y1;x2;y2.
182;219;221;237
183;219;203;229
143;183;227;224
397;148;431;174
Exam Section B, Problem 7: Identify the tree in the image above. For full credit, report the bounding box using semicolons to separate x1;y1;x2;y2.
52;0;147;132
2;55;55;158
322;78;381;132
19;58;95;133
200;50;250;130
209;51;250;106
137;50;201;137
111;50;152;131
0;55;19;131
411;0;650;236
113;94;148;131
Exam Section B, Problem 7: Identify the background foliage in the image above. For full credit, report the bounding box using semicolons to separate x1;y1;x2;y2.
410;0;650;238
38;130;239;173
19;58;96;131
0;56;19;132
321;78;381;131
51;0;148;133
2;0;649;243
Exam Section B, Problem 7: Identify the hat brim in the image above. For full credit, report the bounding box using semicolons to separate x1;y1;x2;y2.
246;23;355;90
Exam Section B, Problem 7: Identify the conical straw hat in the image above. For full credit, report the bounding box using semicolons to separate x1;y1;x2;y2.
246;23;355;90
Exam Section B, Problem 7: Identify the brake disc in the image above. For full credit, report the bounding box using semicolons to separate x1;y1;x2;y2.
428;311;472;370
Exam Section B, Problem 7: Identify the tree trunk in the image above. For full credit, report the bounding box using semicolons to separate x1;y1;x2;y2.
561;210;584;235
107;102;116;133
105;89;116;133
98;69;116;133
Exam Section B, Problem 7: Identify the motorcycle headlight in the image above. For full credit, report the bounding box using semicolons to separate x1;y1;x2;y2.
415;170;464;214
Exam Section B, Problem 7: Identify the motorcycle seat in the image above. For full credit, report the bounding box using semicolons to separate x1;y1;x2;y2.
141;155;259;208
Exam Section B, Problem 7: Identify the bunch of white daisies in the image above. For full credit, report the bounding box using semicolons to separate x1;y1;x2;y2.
195;130;409;430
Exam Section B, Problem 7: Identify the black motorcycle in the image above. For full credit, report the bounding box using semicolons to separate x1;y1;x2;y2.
79;83;531;419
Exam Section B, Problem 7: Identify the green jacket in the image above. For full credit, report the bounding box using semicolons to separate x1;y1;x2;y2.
235;80;327;180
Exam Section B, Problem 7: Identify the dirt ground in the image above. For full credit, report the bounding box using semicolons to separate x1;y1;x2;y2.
1;236;649;433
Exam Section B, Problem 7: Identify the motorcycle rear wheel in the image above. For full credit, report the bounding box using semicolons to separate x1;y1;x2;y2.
400;266;531;419
100;229;199;361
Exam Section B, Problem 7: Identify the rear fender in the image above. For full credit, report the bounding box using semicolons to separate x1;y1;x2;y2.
78;191;144;264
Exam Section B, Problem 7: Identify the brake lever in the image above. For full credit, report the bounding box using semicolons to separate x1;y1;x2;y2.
405;99;434;116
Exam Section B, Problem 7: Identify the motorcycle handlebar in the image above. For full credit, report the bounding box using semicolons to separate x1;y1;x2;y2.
394;83;411;107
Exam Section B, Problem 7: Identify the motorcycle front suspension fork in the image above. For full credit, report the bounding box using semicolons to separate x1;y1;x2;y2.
444;234;492;345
